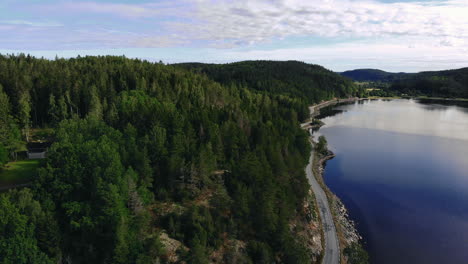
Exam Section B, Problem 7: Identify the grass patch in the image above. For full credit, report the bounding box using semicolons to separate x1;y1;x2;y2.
30;127;55;142
0;160;40;186
366;96;402;100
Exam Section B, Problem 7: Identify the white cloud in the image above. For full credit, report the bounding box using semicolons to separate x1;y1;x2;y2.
219;38;468;72
47;1;190;19
0;20;62;27
176;0;468;48
16;0;468;50
2;0;468;70
131;35;189;48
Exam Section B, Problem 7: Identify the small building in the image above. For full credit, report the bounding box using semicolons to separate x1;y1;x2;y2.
26;142;51;159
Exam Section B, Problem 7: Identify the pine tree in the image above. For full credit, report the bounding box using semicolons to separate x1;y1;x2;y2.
48;94;60;125
18;90;31;141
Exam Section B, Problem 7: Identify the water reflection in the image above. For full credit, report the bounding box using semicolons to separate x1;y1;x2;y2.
321;99;468;141
318;99;468;264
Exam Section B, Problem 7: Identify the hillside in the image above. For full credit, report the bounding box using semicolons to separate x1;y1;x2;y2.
177;60;361;106
390;68;468;98
0;55;361;264
341;67;468;98
339;69;410;82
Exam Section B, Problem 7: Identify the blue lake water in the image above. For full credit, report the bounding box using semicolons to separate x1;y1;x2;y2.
317;99;468;264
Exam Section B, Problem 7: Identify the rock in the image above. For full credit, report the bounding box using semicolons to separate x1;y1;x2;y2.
159;231;187;263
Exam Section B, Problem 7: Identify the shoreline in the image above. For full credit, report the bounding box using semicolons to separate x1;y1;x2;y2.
411;96;468;102
363;96;468;102
308;96;468;263
312;146;362;263
302;97;364;264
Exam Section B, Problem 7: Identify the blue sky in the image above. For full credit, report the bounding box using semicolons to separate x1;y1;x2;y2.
1;0;467;72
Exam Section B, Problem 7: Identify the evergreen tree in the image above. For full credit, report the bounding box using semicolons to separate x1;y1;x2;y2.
47;94;60;125
0;55;370;263
18;90;31;141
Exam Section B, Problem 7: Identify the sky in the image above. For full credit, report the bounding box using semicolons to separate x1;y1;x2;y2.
1;0;468;72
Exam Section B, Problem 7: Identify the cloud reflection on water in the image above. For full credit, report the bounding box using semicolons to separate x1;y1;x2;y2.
322;99;468;142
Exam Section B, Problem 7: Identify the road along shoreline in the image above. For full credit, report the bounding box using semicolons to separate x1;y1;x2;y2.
302;98;363;264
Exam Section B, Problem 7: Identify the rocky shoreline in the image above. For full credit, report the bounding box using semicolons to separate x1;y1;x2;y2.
309;98;366;263
314;150;361;247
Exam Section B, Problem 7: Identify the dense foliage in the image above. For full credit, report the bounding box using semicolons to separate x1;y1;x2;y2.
340;69;409;82
177;60;361;119
0;84;24;161
344;243;369;264
316;136;328;156
0;189;55;264
390;68;468;98
0;55;360;263
340;67;468;98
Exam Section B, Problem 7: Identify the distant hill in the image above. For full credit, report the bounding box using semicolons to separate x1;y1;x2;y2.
340;69;410;82
391;67;468;98
340;67;468;98
176;61;360;105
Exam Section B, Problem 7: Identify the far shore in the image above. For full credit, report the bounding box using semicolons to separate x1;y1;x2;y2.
367;95;468;102
412;96;468;102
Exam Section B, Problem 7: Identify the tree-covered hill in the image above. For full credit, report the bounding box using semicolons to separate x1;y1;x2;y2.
340;67;468;98
390;67;468;98
177;60;361;105
339;69;410;82
0;55;361;264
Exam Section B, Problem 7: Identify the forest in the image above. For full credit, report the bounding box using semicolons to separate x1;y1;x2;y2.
0;55;360;264
340;67;468;98
389;68;468;98
340;69;410;83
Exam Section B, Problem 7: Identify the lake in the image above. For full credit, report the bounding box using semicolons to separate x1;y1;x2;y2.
316;99;468;264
